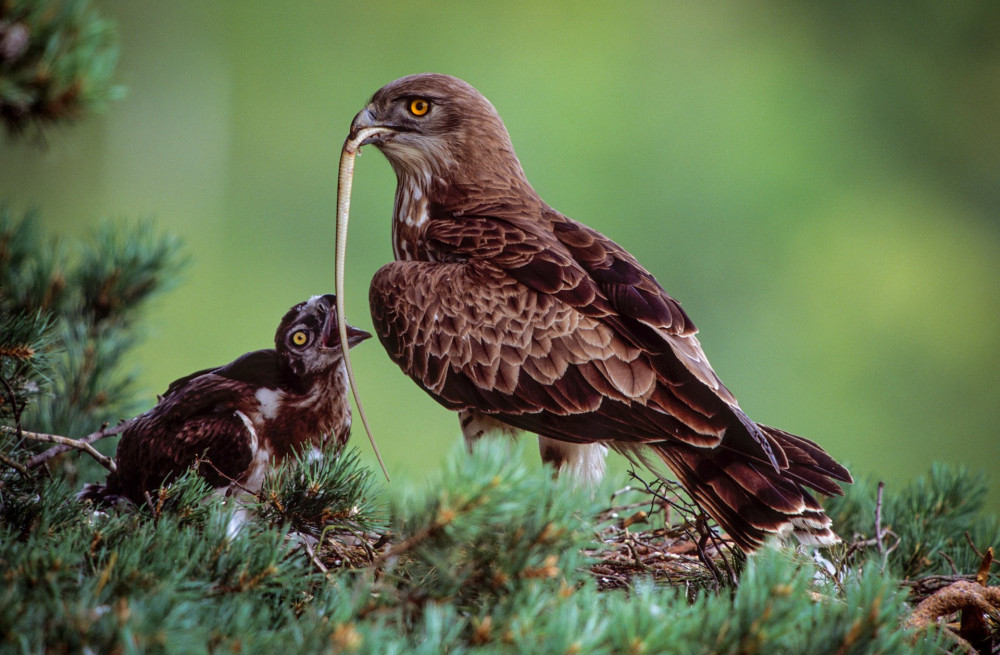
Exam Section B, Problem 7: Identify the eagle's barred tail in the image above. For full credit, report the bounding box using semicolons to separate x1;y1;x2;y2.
653;425;852;552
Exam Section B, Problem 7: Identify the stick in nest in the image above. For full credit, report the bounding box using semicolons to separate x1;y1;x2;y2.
628;469;742;588
905;580;1000;653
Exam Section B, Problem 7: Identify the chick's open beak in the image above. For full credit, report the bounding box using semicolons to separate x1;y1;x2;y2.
345;323;371;348
321;307;370;349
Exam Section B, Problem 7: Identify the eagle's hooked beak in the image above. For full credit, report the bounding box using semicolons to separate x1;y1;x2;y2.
348;106;395;150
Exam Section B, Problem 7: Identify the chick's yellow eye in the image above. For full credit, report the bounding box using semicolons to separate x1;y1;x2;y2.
409;98;430;116
291;330;308;346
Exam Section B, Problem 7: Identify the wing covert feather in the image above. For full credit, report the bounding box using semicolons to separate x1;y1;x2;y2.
370;259;732;449
425;215;737;402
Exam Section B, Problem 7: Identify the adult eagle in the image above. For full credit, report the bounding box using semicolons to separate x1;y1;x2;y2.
348;74;851;551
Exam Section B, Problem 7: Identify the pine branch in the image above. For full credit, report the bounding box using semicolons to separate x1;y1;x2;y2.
0;0;124;137
1;424;115;472
0;212;189;442
0;449;27;477
0;204;66;314
1;210;184;490
1;433;983;653
256;448;384;535
24;418;133;469
0;309;55;428
0;371;23;433
73;219;186;327
373;489;478;568
826;465;1000;586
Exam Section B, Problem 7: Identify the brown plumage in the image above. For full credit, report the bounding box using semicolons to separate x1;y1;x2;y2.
80;294;370;505
350;73;851;551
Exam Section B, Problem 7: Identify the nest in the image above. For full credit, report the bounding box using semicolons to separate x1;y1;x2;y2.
903;547;1000;654
297;525;390;573
587;472;742;596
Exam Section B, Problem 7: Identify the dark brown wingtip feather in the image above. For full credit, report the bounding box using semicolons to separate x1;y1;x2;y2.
651;428;850;552
759;425;854;485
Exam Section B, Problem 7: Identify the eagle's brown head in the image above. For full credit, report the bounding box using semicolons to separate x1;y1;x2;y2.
348;73;546;262
275;294;370;379
349;73;535;201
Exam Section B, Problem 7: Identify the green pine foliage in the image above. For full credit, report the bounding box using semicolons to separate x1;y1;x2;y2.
0;204;185;483
827;465;1000;585
2;204;996;653
382;439;604;615
3;432;971;654
255;448;386;538
33;218;186;440
0;209;59;427
0;308;52;424
0;0;123;136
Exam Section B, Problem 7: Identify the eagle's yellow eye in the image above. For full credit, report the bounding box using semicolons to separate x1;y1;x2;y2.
409;98;430;116
291;330;308;346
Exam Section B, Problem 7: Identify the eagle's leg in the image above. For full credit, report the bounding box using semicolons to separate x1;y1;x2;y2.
459;409;520;450
538;437;608;486
460;408;608;486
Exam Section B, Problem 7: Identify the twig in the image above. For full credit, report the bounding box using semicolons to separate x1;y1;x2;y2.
964;532;986;561
348;526;381;565
0;425;116;473
628;469;740;589
25;419;134;469
704;515;741;586
0;450;29;477
197;457;256;498
624;534;648;570
143;490;157;518
694;514;726;589
874;480;886;558
939;551;960;576
0;374;31;480
372;497;482;569
630;470;700;518
0;374;24;441
373;519;441;569
300;534;329;573
609;484;634;502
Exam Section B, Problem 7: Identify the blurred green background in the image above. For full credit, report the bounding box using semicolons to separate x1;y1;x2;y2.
2;2;998;498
